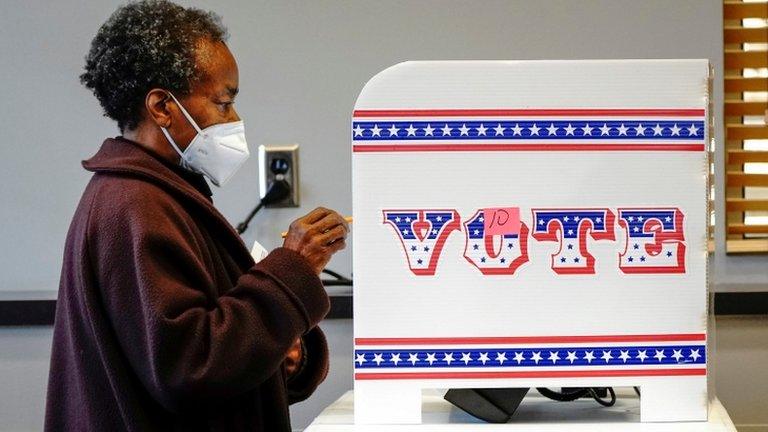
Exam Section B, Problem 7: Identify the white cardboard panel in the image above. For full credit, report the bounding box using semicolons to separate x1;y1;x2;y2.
352;60;710;424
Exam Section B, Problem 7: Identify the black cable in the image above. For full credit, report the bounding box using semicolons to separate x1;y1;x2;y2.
236;180;291;234
536;387;616;408
589;387;616;407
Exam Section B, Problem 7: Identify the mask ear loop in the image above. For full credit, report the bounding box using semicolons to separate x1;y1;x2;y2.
160;91;203;160
166;92;204;135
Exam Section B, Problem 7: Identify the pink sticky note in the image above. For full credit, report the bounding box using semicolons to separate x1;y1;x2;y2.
483;207;521;236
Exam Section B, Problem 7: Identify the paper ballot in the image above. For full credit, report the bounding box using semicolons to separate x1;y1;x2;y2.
250;240;269;263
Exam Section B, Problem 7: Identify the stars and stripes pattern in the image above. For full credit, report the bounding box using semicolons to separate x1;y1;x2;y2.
352;109;706;153
355;345;705;368
353;120;704;140
463;210;529;275
618;209;686;274
383;210;461;275
354;334;706;380
531;209;615;274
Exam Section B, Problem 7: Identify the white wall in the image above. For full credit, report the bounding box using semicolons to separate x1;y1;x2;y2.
1;0;766;431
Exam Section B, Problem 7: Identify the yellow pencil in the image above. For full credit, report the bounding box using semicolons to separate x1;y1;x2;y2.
280;216;353;238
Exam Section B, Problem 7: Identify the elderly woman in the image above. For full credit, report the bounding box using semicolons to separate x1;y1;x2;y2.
45;1;348;431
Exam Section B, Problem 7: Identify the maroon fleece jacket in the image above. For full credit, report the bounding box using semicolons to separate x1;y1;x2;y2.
45;137;330;431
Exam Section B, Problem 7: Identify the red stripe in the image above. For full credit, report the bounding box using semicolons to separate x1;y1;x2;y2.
355;333;706;346
353;144;705;152
355;368;707;380
353;109;705;118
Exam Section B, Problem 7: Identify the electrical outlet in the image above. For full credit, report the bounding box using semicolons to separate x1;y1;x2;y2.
258;144;299;207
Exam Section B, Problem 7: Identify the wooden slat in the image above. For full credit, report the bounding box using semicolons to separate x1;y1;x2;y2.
725;50;768;69
728;223;768;234
726;238;768;254
727;124;768;139
727;198;768;211
724;26;768;43
728;149;768;164
724;1;768;20
727;171;768;186
725;99;768;115
725;76;768;92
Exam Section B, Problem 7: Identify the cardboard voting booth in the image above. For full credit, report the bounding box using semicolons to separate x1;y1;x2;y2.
351;60;710;424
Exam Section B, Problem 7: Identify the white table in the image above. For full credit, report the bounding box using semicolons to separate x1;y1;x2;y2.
305;389;736;431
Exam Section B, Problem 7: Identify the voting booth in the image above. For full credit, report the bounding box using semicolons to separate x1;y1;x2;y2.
351;60;710;424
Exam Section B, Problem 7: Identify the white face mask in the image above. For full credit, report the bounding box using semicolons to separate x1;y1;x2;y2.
160;92;249;187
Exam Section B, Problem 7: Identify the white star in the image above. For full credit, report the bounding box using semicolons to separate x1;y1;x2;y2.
582;123;593;135
355;353;367;365
353;125;364;137
373;353;384;365
583;350;595;363
628;216;635;222
637;216;644;221
473;229;480;235
548;351;561;364
408;353;420;365
479;217;484;222
654;349;666;362
459;123;470;136
600;123;611;135
511;123;523;136
405;217;411;222
478;352;490;365
513;352;525;364
688;124;699;136
390;353;402;365
633;226;639;233
395;217;401;222
538;219;545;225
665;216;672;222
406;124;417;136
566;351;578;363
424;124;435;136
461;352;473;365
637;350;648;362
496;352;508;364
574;216;580;221
653;124;663;136
494;123;505;136
529;123;541;136
477;123;488;136
635;123;645;135
443;352;455;365
596;217;602;223
619;350;631;363
531;351;543;364
689;349;701;362
441;123;453;136
564;216;570;222
547;123;559;136
436;216;442;221
564;123;576;136
402;229;409;235
567;229;574;235
426;353;437;365
601;350;613;363
371;124;381;137
671;349;683;362
388;124;399;137
617;124;628;136
670;124;681;136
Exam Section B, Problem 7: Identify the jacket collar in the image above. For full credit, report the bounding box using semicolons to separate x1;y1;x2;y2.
83;137;255;269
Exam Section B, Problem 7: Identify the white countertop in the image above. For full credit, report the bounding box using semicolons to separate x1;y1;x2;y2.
305;389;736;431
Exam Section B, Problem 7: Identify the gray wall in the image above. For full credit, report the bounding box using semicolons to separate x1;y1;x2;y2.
1;0;766;431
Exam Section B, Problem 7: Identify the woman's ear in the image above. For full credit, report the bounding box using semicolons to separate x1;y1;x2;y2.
145;89;173;128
